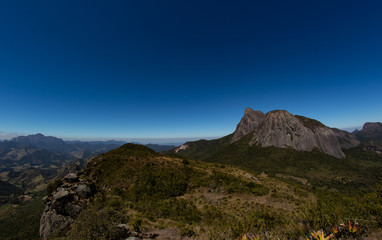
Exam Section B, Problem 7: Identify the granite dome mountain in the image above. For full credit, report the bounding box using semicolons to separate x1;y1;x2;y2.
176;108;345;158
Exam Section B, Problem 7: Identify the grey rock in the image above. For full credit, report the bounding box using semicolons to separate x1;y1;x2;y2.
118;223;130;229
52;188;69;200
249;110;345;158
332;128;360;149
362;141;382;154
74;184;91;199
125;237;140;240
39;209;73;239
64;173;78;182
39;181;95;239
231;108;265;143
354;122;382;143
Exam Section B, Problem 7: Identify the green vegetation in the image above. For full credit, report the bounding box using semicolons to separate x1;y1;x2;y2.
0;196;45;240
173;134;233;160
198;134;382;194
295;115;326;129
3;141;382;239
67;206;128;240
57;143;382;239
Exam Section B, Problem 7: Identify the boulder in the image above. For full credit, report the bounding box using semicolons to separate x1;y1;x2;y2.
39;208;73;239
63;173;78;182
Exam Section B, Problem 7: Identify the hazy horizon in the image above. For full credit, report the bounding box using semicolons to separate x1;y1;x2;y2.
0;122;364;145
0;130;223;145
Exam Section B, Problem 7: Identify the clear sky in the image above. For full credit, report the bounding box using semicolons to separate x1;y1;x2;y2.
1;0;381;141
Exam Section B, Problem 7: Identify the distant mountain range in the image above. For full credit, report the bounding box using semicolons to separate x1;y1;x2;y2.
6;133;125;159
0;133;177;204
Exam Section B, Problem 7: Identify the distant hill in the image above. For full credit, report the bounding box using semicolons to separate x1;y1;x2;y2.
0;133;125;206
6;134;125;159
10;133;76;153
145;144;176;152
172;134;233;160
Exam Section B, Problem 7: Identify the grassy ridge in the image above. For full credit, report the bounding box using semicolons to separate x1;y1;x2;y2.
63;144;382;239
172;134;233;160
3;142;381;239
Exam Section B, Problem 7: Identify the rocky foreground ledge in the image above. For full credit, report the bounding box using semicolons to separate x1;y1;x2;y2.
39;173;95;239
39;172;185;240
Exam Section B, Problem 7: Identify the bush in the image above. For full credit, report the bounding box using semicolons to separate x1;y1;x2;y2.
67;207;128;240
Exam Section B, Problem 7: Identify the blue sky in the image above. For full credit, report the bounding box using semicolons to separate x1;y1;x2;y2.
1;0;381;141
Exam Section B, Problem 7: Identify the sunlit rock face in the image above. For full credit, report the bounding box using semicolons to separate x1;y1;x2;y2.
231;108;265;143
248;110;345;158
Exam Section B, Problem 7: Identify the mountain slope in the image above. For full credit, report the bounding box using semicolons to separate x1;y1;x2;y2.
173;134;233;160
40;143;382;240
145;144;176;152
204;133;382;193
5;133;124;159
332;128;360;149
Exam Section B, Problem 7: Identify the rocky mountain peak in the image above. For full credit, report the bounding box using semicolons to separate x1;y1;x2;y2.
354;122;382;143
231;107;264;143
11;133;65;145
248;110;345;158
9;133;76;153
363;122;382;131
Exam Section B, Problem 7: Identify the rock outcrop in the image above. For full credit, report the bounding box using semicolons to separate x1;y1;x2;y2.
175;143;189;153
231;108;264;143
332;128;360;149
39;173;95;239
249;110;345;158
354;122;382;143
362;141;382;154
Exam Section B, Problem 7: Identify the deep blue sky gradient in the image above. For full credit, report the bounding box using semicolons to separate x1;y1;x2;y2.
1;0;381;140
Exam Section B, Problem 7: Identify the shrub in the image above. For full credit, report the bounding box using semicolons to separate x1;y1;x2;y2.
67;207;128;240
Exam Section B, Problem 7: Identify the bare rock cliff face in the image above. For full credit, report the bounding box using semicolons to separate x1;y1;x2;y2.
331;128;360;149
249;110;345;158
39;173;95;239
231;108;265;143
